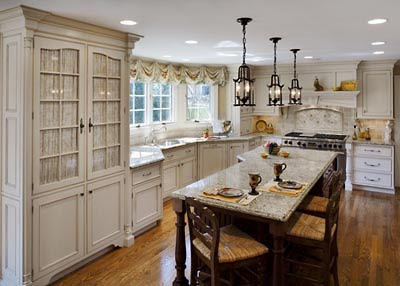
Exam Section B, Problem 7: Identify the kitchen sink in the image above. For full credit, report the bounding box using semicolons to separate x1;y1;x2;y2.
155;139;185;148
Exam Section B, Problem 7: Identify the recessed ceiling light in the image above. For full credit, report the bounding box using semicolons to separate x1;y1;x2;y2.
248;57;269;62
304;56;313;59
371;41;386;46
120;20;137;26
185;40;198;44
182;59;190;62
163;55;172;58
214;41;241;48
373;51;385;55
368;18;387;25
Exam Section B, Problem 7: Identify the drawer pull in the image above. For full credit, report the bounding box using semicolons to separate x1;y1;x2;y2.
364;162;381;167
142;172;152;177
364;149;381;153
364;176;381;182
167;154;174;158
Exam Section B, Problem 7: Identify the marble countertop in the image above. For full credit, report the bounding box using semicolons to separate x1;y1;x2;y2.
130;146;165;169
172;146;337;222
346;138;395;146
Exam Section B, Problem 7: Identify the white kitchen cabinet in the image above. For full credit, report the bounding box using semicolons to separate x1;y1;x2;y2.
198;143;227;178
33;37;86;194
87;175;124;253
32;186;85;280
162;161;180;198
227;142;247;167
346;143;394;194
180;157;197;187
0;7;140;285
161;145;197;198
87;47;126;180
131;162;163;232
357;61;396;119
240;116;252;135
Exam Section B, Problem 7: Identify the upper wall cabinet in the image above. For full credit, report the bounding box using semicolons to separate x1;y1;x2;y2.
33;37;86;194
357;61;396;119
87;47;126;180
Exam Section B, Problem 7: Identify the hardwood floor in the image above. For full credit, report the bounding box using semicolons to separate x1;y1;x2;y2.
51;189;400;286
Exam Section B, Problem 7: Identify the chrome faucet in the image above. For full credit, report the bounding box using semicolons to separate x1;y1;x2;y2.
151;124;167;144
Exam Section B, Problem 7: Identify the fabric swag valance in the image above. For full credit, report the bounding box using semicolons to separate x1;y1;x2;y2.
130;59;228;86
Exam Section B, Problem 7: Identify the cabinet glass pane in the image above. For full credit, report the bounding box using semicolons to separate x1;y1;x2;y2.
93;53;107;76
40;129;60;157
61;49;79;74
60;154;78;180
93;102;107;123
41;74;60;100
107;146;120;168
40;102;60;128
107;79;120;99
107;102;120;122
62;75;78;100
40;157;59;184
61;102;78;126
107;124;120;145
40;49;60;72
93;149;106;171
61;128;78;153
93;126;106;148
107;58;120;77
93;78;106;100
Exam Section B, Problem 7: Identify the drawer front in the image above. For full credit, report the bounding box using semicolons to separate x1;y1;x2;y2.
354;157;392;173
131;164;161;186
353;171;392;189
163;145;196;162
353;145;392;157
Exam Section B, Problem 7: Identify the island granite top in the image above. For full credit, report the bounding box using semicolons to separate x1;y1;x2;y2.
172;146;337;222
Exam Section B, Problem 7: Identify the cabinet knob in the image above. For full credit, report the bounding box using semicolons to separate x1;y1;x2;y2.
80;193;84;196
88;118;94;132
89;190;93;194
79;118;85;134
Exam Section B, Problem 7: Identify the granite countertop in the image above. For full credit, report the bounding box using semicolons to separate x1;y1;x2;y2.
172;146;337;222
129;146;165;169
346;137;395;146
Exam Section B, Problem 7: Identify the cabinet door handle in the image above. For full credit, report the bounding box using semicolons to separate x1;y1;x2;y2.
185;149;192;153
142;171;152;177
167;154;174;159
89;190;93;194
364;149;380;153
364;176;381;182
79;118;85;134
364;162;381;167
88;118;94;133
80;193;84;196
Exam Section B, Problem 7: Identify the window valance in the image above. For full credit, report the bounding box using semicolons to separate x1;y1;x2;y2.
130;59;228;86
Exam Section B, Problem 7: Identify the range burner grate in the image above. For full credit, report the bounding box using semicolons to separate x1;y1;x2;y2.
284;132;347;141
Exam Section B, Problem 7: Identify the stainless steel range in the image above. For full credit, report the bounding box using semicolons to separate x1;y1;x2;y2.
282;132;348;183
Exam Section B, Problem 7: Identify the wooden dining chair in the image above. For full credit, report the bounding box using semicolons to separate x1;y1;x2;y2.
284;171;342;286
185;197;269;286
297;170;339;218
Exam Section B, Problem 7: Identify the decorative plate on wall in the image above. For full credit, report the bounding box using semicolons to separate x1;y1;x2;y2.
255;120;267;132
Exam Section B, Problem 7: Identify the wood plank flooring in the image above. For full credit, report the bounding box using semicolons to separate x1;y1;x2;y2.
51;189;400;286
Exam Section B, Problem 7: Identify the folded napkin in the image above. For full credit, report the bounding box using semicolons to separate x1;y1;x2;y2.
200;184;261;206
258;180;307;197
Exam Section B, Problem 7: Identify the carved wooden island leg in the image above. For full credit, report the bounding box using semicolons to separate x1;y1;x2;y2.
270;222;286;286
173;199;189;286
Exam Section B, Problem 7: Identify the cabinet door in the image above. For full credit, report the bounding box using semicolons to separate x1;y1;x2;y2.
180;157;197;187
361;71;393;118
133;181;162;231
87;46;126;180
162;161;180;198
228;142;245;167
198;143;227;179
32;185;85;279
33;37;85;194
87;175;124;253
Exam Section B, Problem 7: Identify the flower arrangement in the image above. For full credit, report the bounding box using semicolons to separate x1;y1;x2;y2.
263;141;281;155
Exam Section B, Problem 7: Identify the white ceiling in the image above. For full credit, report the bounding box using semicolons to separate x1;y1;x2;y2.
1;0;400;65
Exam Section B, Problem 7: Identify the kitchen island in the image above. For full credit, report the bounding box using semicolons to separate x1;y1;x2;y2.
171;146;338;286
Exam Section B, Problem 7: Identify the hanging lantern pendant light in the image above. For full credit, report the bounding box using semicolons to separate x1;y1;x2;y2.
268;37;284;106
288;49;302;105
233;17;255;107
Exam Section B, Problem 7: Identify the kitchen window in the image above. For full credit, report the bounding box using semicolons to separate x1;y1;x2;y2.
129;81;174;126
186;84;214;122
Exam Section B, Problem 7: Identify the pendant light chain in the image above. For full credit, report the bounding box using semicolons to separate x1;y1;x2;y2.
273;41;277;74
242;23;247;64
293;51;297;79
